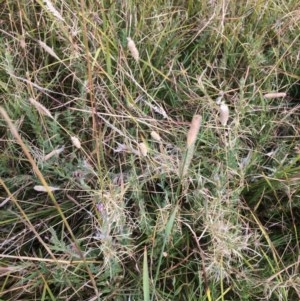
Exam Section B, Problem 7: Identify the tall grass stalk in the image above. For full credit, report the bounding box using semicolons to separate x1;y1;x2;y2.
1;0;300;300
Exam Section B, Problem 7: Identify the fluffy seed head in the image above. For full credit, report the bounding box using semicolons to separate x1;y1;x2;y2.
151;131;161;142
264;92;286;99
138;142;148;156
219;102;229;126
43;146;65;161
71;136;81;149
34;185;60;192
127;37;139;62
38;40;60;60
187;115;202;148
29;98;53;118
43;0;64;22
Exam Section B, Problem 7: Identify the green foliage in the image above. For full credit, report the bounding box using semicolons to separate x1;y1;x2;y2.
0;0;300;300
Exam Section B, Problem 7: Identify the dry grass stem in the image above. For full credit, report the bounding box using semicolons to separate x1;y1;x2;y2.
1;1;299;299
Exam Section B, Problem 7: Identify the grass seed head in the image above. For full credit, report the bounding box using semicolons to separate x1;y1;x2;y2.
29;98;53;118
127;37;139;62
264;92;287;99
151;131;161;142
71;136;81;149
38;40;60;60
138;142;148;156
43;0;64;22
33;185;60;192
187;115;202;148
219;102;229;126
43;146;65;161
181;114;202;177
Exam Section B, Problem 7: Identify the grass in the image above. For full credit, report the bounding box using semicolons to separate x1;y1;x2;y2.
0;0;300;300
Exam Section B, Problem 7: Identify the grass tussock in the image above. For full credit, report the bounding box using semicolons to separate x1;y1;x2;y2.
1;0;300;300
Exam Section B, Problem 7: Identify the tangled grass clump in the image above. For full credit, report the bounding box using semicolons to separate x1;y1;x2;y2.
0;0;300;300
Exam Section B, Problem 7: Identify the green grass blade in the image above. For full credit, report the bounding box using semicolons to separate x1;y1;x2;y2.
143;246;150;301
